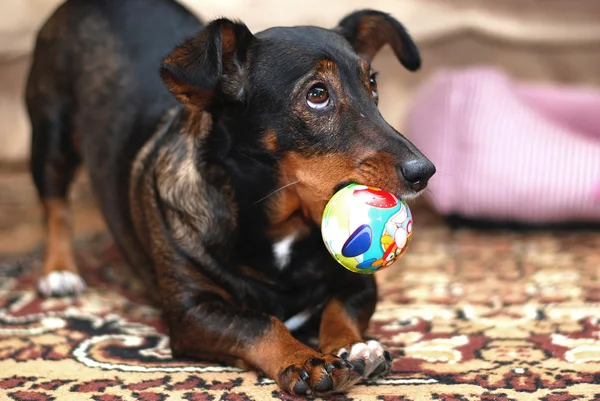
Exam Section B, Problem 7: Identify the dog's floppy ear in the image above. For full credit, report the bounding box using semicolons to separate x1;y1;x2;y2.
160;18;255;111
335;9;420;71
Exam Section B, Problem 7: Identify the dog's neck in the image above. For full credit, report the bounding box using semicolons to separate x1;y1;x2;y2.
185;107;317;245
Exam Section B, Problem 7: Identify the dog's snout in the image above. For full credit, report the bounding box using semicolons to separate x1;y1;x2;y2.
399;159;436;191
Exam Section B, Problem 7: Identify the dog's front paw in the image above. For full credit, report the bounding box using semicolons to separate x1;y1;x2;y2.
279;354;363;396
336;340;393;380
38;271;86;297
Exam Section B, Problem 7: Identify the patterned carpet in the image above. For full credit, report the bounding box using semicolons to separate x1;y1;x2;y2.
2;225;600;400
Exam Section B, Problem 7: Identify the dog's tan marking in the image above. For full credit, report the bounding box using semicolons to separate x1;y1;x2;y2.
261;129;278;152
355;151;404;193
316;59;336;76
266;181;309;241
319;299;364;354
37;198;86;297
271;149;407;226
271;152;353;223
249;317;320;378
42;198;77;276
358;59;370;74
271;152;354;223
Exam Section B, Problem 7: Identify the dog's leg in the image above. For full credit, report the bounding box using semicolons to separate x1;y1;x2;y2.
29;105;84;297
160;274;363;396
319;275;393;380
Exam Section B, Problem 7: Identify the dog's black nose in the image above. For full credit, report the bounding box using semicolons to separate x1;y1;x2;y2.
399;159;436;191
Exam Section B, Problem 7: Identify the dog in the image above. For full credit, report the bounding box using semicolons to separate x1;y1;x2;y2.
26;0;435;395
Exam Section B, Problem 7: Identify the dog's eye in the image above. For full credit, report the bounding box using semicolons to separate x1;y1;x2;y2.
370;73;379;104
306;84;329;109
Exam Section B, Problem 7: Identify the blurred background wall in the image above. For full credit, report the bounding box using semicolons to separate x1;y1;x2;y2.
2;0;600;164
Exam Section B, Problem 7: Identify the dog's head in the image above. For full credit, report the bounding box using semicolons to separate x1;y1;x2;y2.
161;10;435;224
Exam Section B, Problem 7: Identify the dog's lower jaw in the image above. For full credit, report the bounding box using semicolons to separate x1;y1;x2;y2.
399;186;428;201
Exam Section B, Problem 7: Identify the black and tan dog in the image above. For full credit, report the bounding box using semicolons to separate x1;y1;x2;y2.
26;0;435;395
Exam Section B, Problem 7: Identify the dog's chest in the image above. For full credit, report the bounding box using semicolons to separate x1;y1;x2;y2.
267;214;312;270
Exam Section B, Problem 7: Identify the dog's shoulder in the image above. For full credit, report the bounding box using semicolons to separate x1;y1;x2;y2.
130;107;236;253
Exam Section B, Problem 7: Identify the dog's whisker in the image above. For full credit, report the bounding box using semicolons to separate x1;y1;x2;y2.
431;170;452;178
424;188;439;203
254;180;300;204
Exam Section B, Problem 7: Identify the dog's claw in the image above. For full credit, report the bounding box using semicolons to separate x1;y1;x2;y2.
351;358;365;376
333;359;345;369
369;361;387;378
293;378;309;395
314;372;333;392
336;340;393;380
279;353;362;395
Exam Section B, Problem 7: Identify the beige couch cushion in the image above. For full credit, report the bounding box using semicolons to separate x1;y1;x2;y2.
2;0;600;163
0;0;62;163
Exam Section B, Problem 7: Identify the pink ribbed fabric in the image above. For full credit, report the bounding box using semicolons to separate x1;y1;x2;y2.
406;67;600;224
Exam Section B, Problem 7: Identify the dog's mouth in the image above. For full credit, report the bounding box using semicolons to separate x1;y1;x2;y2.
333;180;356;194
400;187;426;201
332;180;425;201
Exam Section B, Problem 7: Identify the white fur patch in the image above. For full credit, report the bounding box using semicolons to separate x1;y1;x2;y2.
337;340;386;378
38;271;86;297
284;309;313;331
273;234;296;270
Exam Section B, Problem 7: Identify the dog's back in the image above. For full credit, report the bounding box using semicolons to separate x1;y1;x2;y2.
26;0;202;283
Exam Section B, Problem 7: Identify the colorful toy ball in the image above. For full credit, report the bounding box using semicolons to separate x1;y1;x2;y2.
321;183;413;274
